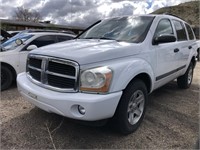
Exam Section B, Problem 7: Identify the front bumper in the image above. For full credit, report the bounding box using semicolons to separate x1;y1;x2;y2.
17;73;122;121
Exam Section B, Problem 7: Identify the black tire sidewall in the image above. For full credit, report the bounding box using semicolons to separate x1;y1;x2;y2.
177;62;194;89
115;79;148;134
1;66;13;90
188;63;194;85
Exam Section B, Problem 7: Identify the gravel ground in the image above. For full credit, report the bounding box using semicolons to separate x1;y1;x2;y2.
1;63;199;149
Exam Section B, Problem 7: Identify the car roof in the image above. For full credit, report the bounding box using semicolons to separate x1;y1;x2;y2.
24;32;75;37
105;14;186;23
153;14;186;22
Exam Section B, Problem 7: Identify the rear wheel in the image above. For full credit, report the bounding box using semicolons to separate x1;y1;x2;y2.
1;66;13;91
177;62;194;89
113;79;148;135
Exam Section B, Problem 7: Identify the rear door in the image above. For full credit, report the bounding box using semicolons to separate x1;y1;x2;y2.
172;20;190;75
183;23;196;66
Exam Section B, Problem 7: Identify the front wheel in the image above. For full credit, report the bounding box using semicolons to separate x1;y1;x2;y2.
1;66;13;91
113;79;148;135
177;62;194;89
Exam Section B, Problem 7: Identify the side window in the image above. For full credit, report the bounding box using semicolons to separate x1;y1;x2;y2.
173;20;187;41
185;23;195;40
57;35;74;42
29;35;56;48
154;19;174;37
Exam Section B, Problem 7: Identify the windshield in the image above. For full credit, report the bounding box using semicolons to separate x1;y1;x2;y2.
78;16;154;43
1;34;33;51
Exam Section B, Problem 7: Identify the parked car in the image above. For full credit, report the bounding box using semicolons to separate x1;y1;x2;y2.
17;14;197;134
1;32;75;90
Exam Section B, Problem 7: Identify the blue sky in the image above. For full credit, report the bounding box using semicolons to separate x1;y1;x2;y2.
0;0;194;27
146;0;153;9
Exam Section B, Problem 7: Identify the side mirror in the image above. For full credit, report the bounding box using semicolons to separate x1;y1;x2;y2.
26;45;38;51
153;34;176;45
15;39;23;46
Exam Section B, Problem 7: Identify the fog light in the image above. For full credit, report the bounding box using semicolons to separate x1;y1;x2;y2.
78;105;85;115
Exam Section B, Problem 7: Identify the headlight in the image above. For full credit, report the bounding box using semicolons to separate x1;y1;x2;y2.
80;66;112;93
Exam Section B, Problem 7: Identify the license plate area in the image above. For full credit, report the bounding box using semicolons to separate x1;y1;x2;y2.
28;92;38;100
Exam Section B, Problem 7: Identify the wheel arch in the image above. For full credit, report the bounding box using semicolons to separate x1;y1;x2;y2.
197;48;200;61
126;73;152;94
191;55;196;68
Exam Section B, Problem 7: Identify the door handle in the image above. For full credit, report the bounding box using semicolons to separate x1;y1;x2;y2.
188;46;192;49
174;48;179;53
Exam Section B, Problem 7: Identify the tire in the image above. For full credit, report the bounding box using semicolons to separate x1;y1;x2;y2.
197;49;200;61
1;65;13;91
177;62;194;89
113;79;148;135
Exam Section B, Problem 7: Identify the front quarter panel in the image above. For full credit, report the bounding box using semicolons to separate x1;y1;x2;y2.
0;50;20;74
81;57;155;93
109;58;154;93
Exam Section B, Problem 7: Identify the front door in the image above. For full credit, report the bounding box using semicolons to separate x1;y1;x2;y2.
152;19;181;88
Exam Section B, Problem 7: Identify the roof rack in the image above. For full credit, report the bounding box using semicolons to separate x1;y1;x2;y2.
162;13;185;21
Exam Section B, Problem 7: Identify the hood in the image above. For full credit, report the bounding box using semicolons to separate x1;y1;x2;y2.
30;39;141;65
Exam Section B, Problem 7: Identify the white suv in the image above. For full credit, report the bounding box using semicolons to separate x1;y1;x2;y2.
17;15;197;134
1;32;75;90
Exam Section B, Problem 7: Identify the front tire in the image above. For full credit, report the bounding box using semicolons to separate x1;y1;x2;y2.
114;79;148;135
177;62;194;89
1;66;13;91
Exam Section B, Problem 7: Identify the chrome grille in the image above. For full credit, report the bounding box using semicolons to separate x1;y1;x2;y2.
48;61;76;76
29;58;42;69
27;54;79;92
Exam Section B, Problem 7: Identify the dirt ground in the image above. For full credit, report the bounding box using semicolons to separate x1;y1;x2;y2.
1;63;199;149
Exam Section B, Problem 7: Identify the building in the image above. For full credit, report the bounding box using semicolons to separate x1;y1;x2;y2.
0;19;85;34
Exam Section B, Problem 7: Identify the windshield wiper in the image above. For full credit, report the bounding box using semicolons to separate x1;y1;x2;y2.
81;37;97;39
99;37;115;40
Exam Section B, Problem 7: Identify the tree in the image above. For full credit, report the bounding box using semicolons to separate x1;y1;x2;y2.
13;7;42;22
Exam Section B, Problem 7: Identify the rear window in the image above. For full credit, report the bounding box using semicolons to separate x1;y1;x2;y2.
173;20;187;41
185;23;195;40
29;35;56;48
57;35;73;42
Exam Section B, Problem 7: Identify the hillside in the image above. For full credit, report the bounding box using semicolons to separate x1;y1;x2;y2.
152;1;199;26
